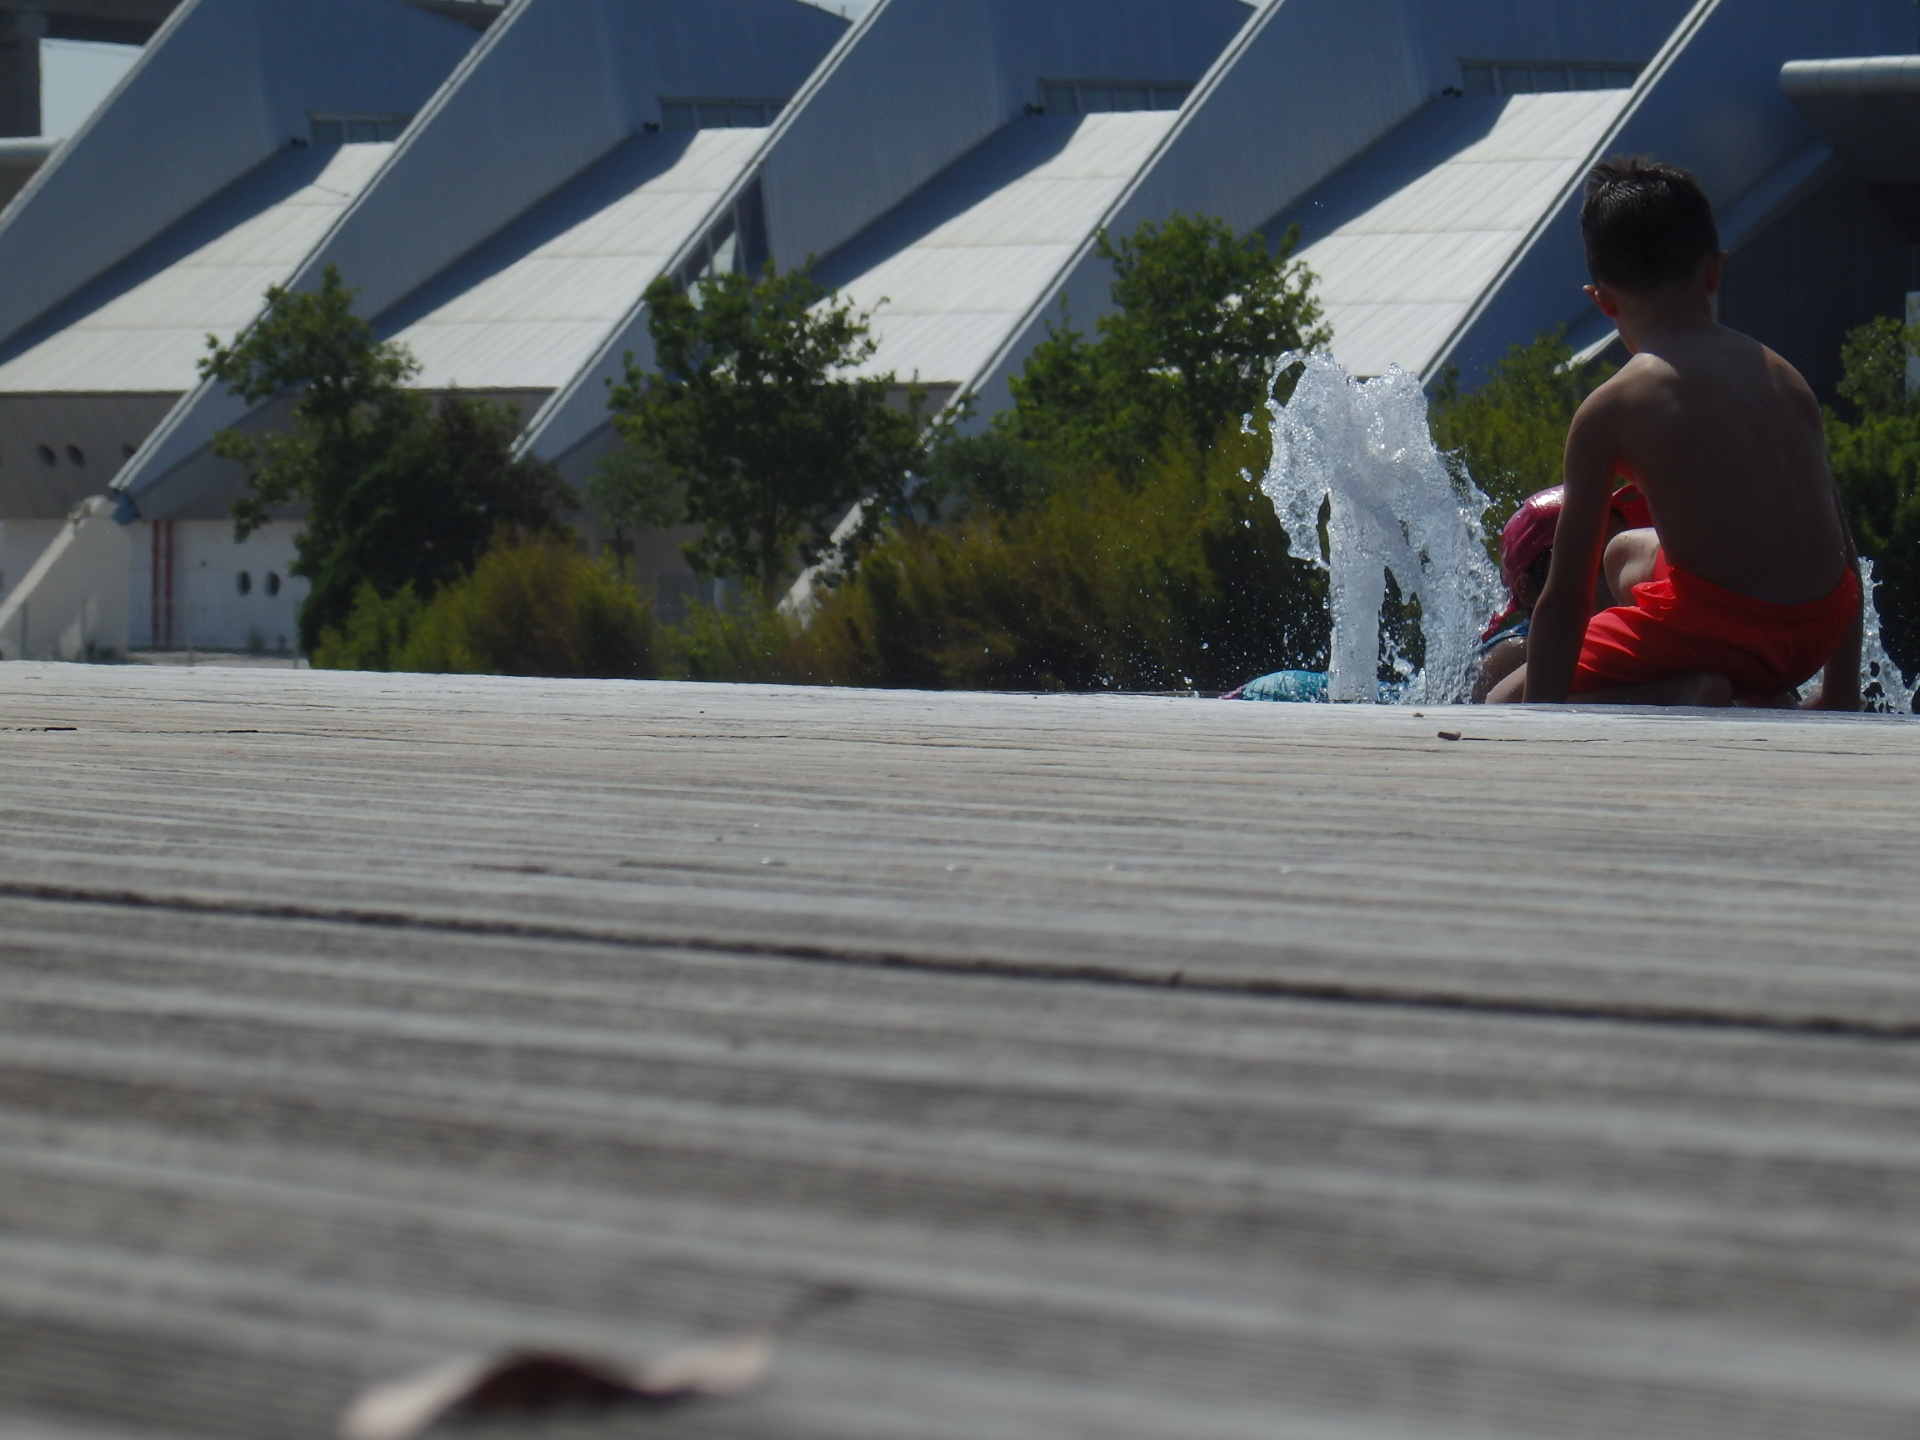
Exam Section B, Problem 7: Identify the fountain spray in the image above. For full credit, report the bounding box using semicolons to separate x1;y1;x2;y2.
1259;352;1501;704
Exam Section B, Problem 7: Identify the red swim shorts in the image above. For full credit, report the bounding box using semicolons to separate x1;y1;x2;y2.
1571;551;1860;700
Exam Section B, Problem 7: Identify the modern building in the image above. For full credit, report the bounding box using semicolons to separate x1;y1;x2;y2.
0;0;1915;659
0;0;485;654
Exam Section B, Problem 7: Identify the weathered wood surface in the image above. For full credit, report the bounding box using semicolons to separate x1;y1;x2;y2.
0;664;1916;1440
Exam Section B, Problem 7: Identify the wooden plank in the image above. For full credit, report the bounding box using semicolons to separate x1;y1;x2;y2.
0;664;1916;1439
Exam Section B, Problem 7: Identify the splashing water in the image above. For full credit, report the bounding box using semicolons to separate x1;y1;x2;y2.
1258;352;1501;704
1853;557;1914;714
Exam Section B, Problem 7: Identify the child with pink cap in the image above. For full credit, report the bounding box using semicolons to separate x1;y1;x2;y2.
1472;483;1650;701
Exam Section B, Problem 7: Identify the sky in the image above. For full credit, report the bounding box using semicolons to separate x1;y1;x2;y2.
39;39;142;138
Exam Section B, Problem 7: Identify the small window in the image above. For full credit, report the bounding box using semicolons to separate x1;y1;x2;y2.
1036;79;1192;116
236;571;252;596
36;444;55;466
265;572;282;598
65;444;85;466
675;182;767;291
1461;59;1643;96
308;113;411;146
660;96;785;132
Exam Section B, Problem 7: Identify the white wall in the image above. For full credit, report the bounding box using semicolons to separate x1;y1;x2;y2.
0;499;128;659
0;517;58;606
126;518;307;652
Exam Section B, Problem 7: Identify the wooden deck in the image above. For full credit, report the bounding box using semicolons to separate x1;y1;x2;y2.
2;664;1917;1440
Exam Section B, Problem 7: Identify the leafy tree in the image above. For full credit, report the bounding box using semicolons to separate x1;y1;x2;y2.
909;427;1056;520
203;265;572;649
1000;213;1328;475
608;265;927;596
1823;314;1920;677
586;433;682;555
1428;326;1613;525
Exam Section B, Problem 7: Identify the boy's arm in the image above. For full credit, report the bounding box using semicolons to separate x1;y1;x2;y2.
1802;605;1863;711
1803;462;1863;711
1523;397;1617;702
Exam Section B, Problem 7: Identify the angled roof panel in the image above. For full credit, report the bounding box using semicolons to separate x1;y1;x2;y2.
815;112;1178;384
523;0;1255;465
112;0;846;519
0;0;474;351
383;128;767;389
961;0;1436;421
0;144;394;396
1275;90;1632;376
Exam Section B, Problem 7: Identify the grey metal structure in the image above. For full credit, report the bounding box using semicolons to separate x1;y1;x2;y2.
517;0;1255;472
0;0;509;138
114;0;850;525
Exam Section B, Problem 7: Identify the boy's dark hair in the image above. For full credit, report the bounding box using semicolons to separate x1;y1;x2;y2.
1581;156;1719;294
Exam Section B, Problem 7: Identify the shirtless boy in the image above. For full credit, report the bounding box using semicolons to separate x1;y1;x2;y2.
1489;157;1861;709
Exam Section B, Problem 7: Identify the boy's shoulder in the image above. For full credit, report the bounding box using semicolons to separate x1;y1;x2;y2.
1572;354;1676;431
1579;328;1813;421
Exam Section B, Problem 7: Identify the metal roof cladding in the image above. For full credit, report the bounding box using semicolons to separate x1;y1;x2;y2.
812;111;1181;390
378;128;770;392
1277;89;1637;380
0;144;395;395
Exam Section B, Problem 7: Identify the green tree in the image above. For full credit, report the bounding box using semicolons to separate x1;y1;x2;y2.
608;265;927;596
1824;314;1920;677
1001;213;1328;475
1428;326;1613;525
203;265;572;649
586;433;682;555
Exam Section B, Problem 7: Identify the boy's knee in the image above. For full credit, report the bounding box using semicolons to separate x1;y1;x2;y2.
1604;527;1660;599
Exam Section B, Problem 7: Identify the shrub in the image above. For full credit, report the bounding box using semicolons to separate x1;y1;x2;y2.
309;582;425;671
662;595;811;684
313;535;654;678
801;432;1326;691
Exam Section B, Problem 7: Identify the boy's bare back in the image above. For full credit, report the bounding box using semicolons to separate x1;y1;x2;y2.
1573;324;1848;604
